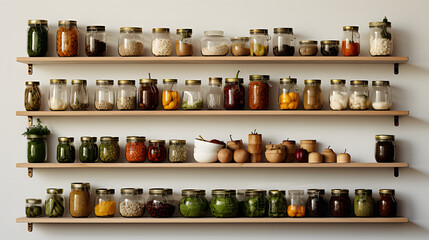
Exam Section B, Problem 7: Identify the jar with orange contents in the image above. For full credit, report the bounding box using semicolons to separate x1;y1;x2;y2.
56;20;79;57
126;136;146;163
278;77;299;110
287;190;305;217
342;26;360;56
162;79;179;110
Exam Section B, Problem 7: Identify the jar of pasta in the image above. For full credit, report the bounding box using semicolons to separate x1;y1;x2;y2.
248;75;270;110
94;188;116;217
56;20;78;57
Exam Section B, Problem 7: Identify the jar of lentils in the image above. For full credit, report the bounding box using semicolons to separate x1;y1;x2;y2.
117;80;137;110
126;136;146;163
118;27;144;56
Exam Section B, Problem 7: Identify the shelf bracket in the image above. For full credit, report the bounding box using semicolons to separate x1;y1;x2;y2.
27;223;33;232
28;116;33;127
28;64;33;75
28;168;33;178
394;116;399;127
394;167;399;177
394;63;399;75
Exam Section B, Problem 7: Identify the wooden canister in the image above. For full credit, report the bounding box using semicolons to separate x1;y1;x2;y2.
300;140;317;153
282;140;296;163
248;134;263;163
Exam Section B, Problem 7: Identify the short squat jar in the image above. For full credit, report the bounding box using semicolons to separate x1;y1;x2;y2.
85;25;106;56
24;81;41;111
27;135;47;163
207;77;223;110
26;198;43;217
148;140;167;163
321;40;340;56
117;80;137;110
79;136;98;163
139;79;159;110
182;80;203;110
278;77;299;110
179;189;208;218
375;135;395;163
210;189;239;218
349;80;369;110
330;189;351;217
45;188;65;217
369;19;393;56
147;188;175;218
56;20;78;57
268;190;287;217
152;28;172;56
299;40;318;56
57;137;75;163
95;80;115;111
49;79;68;111
126;136;146;163
224;77;245;110
342;26;360;56
248;75;270;110
273;27;295;56
162;79;180;110
169;139;187;163
379;189;397;217
201;30;229;56
94;189;116;217
119;188;145;217
354;189;374;217
231;37;250;56
250;29;270;56
99;136;120;163
118;27;144;56
27;19;48;57
371;81;392;110
70;182;91;218
329;79;348;111
176;28;193;56
303;79;323;110
242;190;267;217
70;79;89;111
306;189;327;217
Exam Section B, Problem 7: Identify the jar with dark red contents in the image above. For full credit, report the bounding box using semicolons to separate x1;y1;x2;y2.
139;79;159;110
378;189;397;217
126;136;146;163
306;189;327;217
330;189;351;217
248;75;270;110
375;135;395;163
148;140;166;163
147;188;174;218
224;78;245;110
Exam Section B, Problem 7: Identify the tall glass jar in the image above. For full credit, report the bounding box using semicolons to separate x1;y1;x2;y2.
371;81;392;110
94;189;116;217
85;25;106;56
70;79;89;111
56;20;78;57
288;190;305;217
126;136;146;163
49;79;68;111
179;189;208;218
162;79;179;110
201;30;229;56
118;27;144;56
79;136;98;163
138;79;159;110
27;20;48;57
299;40;318;56
182;80;203;110
45;188;64;217
147;189;174;218
379;189;397;217
70;182;91;218
278;77;299;110
303;79;323;110
57;137;75;163
119;188;145;217
321;40;340;56
27;135;47;163
268;190;287;217
250;29;270;56
169;139;187;163
99;136;120;163
249;75;270;110
273;27;295;56
330;189;351;217
354;189;374;217
210;189;239;218
242;190;267;217
95;80;115;111
369;19;393;56
349;80;369;110
329;79;348;111
375;135;395;163
306;189;327;217
176;29;193;56
207;77;223;110
24;81;41;111
152;28;172;56
164;188;176;215
148;140;167;163
231;37;250;56
117;80;137;110
224;78;245;110
342;26;360;56
26;198;43;217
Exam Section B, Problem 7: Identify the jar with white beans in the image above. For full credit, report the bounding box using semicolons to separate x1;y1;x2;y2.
371;81;392;110
329;79;348;111
119;188;145;217
152;28;173;56
349;80;369;110
369;18;392;56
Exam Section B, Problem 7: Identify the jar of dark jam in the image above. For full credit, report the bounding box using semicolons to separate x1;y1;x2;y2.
375;135;395;163
224;78;245;110
139;79;159;110
306;189;327;217
148;140;166;163
330;189;351;217
378;189;397;217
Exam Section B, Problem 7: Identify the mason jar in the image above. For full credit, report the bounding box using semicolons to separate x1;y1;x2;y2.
224;77;245;110
231;37;250;56
57;137;75;163
210;189;239;218
379;189;397;217
176;29;193;56
70;79;89;111
242;190;267;217
268;190;287;217
182;80;203;110
250;29;270;56
119;188;145;217
126;136;146;163
139;79;159;110
375;135;395;163
94;188;116;217
162;79;179;110
26;198;43;217
85;25;106;56
354;189;374;217
201;30;229;56
24;81;41;111
152;28;173;56
349;80;369;110
70;182;91;218
99;136;120;163
147;188;174;218
169;139;187;163
117;80;137;110
79;136;98;163
207;77;223;110
95;80;115;111
45;188;64;217
321;40;340;56
248;75;270;110
49;79;68;111
288;190;305;217
56;20;78;57
303;79;323;110
273;27;295;56
342;26;360;56
118;27;144;56
148;140;167;163
278;77;299;110
371;81;392;110
27;135;47;163
306;189;327;217
27;19;48;57
299;40;318;56
330;189;351;217
369;19;393;56
329;79;348;110
179;189;208;218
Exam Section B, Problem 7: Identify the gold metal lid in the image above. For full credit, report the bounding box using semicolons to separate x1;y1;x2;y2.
182;189;206;196
209;77;222;85
237;189;255;195
249;75;270;81
80;136;93;141
96;80;114;85
120;27;142;33
25;81;40;86
176;29;192;35
245;189;267;196
185;80;201;85
87;25;105;31
250;29;268;34
149;188;167;195
350;80;368;86
304;79;321;84
152;28;170;33
96;188;115;194
375;135;395;141
299;40;318;44
135;188;143;195
58;20;77;26
211;189;236;195
85;183;91;190
50;79;67;84
225;78;244;83
321;40;340;44
149;139;165;143
121;188;138;195
307;189;325;195
355;189;373;195
127;136;146;142
273;28;293;34
280;77;297;84
47;188;63;194
100;136;119;141
370;21;391;28
71;182;87;190
331;189;349;195
72;79;87;85
26;134;47;139
28;20;48;25
58;137;72;142
169;139;186;144
163;79;178;84
26;198;42;204
343;26;359;31
379;189;395;195
139;79;156;84
231;37;250;41
372;80;390;86
118;80;135;85
269;190;286;195
331;79;346;84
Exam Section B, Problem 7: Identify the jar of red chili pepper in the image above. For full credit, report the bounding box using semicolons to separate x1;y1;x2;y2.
378;189;397;217
148;140;166;163
330;189;351;217
224;78;245;110
139;78;159;110
147;188;174;218
248;75;270;110
342;26;360;56
126;136;146;163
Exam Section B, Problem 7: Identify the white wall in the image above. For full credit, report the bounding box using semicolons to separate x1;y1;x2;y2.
1;0;429;239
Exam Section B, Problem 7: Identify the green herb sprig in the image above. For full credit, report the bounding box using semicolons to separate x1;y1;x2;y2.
22;118;51;137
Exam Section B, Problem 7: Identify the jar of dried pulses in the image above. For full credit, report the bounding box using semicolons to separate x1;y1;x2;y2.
342;26;360;56
176;29;193;56
207;77;223;110
169;139;187;163
250;29;270;56
27;135;47;163
303;79;323;110
299;40;318;56
57;137;75;163
95;80;115;111
330;189;351;217
45;188;64;217
148;140;166;163
321;40;340;56
201;30;229;56
147;188;174;218
162;79;180;110
329;79;348;111
79;136;98;163
306;189;327;217
27;19;48;57
99;136;120;163
56;20;78;57
354;189;374;217
117;80;137;110
273;28;295;56
70;79;89;111
231;37;250;56
288;190;305;217
126;136;146;162
139;78;159;110
152;28;172;56
118;27;144;56
379;189;397;217
49;79;68;111
349;80;369;110
85;25;106;56
119;188;145;217
248;75;270;110
24;81;41;111
278;77;299;110
26;198;43;217
268;190;287;217
182;80;203;110
371;81;392;110
70;182;91;218
94;188;116;217
224;78;245;110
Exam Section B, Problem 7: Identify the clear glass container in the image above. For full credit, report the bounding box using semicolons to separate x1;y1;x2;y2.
299;40;318;56
179;189;208;218
278;77;299;110
148;140;167;163
27;135;47;163
56;20;78;57
57;137;75;163
94;188;116;217
303;79;323;110
95;80;115;111
321;40;340;56
379;189;397;217
375;135;395;163
26;198;43;217
79;136;98;163
369;19;393;56
306;189;327;217
329;79;348;110
27;19;48;57
210;189;239;218
24;81;41;111
268;190;287;217
250;29;270;56
126;136;146;163
139;79;159;110
49;79;68;111
119;188;145;217
147;189;174;218
354;189;374;217
169;139;187;163
45;188;64;217
342;26;360;56
249;75;270;110
201;30;229;56
224;78;245;110
273;28;295;56
85;25;106;56
162;79;179;110
231;37;250;56
349;80;369;110
164;188;176;214
70;79;89;111
330;189;351;217
176;29;193;56
70;182;91;218
371;81;392;110
242;190;267;217
288;190;305;217
118;27;144;56
152;28;172;56
207;77;223;110
116;80;137;110
99;136;120;163
182;80;203;110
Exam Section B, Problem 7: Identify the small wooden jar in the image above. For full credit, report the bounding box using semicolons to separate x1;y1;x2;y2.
248;134;263;163
282;140;296;163
300;140;317;153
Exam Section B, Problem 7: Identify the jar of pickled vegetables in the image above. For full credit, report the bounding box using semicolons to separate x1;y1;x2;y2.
268;190;287;217
126;136;146;162
148;140;166;163
45;188;64;217
56;20;78;57
371;81;392;110
329;79;348;111
24;81;41;111
27;135;47;163
70;79;89;111
49;79;68;111
147;188;174;218
207;77;223;110
249;75;270;110
306;189;327;217
95;80;115;111
117;80;137;110
250;29;270;56
119;188;145;217
224;78;245;110
210;189;239;218
278;77;299;110
179;189;208;218
379;189;397;217
26;198;43;217
162;79;179;110
303;79;323;110
354;189;374;217
139;78;159;110
176;29;193;56
99;136;120;163
27;19;48;57
79;136;98;163
94;188;116;217
169;139;187;163
242;190;267;217
342;26;360;56
349;80;369;110
330;189;351;217
287;190;305;217
57;137;75;163
182;80;203;110
70;182;91;218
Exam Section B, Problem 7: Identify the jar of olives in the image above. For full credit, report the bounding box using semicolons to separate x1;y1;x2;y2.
26;198;43;217
210;189;239;218
268;190;287;217
250;29;270;56
148;140;166;163
147;188;175;218
249;75;270;110
139;79;159;110
24;81;41;111
354;189;374;217
224;77;245;110
57;137;75;163
79;136;98;163
306;189;327;217
169;139;187;163
99;137;120;163
375;135;395;163
45;188;64;217
242;190;267;217
179;189;208;218
379;189;397;217
330;189;351;217
278;77;299;110
207;77;223;110
182;80;203;110
27;135;47;163
329;79;348;111
303;79;323;110
349;80;369;110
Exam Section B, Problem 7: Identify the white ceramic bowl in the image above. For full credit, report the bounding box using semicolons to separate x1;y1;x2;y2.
193;152;218;163
193;147;219;153
194;139;224;152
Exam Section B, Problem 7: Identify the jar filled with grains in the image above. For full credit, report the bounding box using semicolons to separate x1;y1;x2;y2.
117;80;137;110
349;80;369;110
57;137;75;163
79;136;98;163
49;79;68;111
379;189;397;217
329;79;348;111
330;189;351;217
24;81;41;111
70;182;91;218
27;19;48;57
85;26;106;56
126;136;146;163
207;77;223;110
70;79;89;111
162;79;180;110
119;188;145;217
94;189;116;217
176;29;193;56
303;79;323;110
139;79;159;110
371;81;392;110
99;136;120;163
95;80;115;111
250;29;270;56
201;30;229;56
248;75;270;110
168;139;187;163
118;27;144;56
299;40;318;56
369;18;393;56
152;28;172;56
273;28;295;56
231;37;250;56
354;189;374;217
56;20;78;57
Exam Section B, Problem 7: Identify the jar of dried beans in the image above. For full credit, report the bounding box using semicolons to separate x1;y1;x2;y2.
119;188;145;217
94;188;116;217
56;20;78;57
70;79;89;111
162;79;180;110
49;79;68;111
57;137;75;163
306;189;327;217
250;29;270;56
27;19;48;57
69;182;91;218
99;136;120;163
278;77;299;110
349;80;369;110
273;27;295;56
248;75;270;110
147;188;174;218
118;27;144;56
117;80;137;110
207;77;223;110
148;140;166;163
303;79;323;110
342;26;360;56
176;29;193;56
330;189;351;217
79;136;98;163
126;136;146;163
24;81;41;111
378;189;397;217
354;189;374;217
169;139;187;163
139;78;159;110
152;28;172;56
85;25;106;56
95;80;115;111
224;77;245;110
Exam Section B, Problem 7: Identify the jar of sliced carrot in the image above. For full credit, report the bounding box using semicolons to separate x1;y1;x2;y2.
342;26;360;56
278;77;299;110
126;136;146;162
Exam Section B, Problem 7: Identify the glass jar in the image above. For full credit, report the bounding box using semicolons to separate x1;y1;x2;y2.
278;77;299;110
56;20;78;57
27;20;48;57
224;78;245;110
139;79;159;110
26;198;43;217
299;40;318;56
70;182;91;218
27;135;47;163
162;79;179;110
164;188;176;214
273;28;295;56
369;19;393;56
210;189;239;218
268;190;287;217
231;37;250;56
119;188;145;217
169;139;187;163
375;135;395;163
118;27;144;56
95;80;115;111
85;25;106;56
152;28;172;56
79;136;98;163
288;190;305;217
354;189;374;217
330;189;351;217
99;136;120;163
126;136;146;163
57;137;75;163
249;75;270;110
117;80;137;110
321;40;340;56
349;80;369;110
250;29;270;56
207;77;223;110
303;79;323;110
306;189;327;217
94;189;116;217
329;79;348;111
45;188;64;217
201;30;229;56
182;80;203;110
176;29;193;56
379;189;397;217
342;26;360;56
371;81;392;110
242;190;267;217
70;79;89;111
147;189;174;218
24;81;41;111
179;189;208;218
148;140;167;163
49;79;68;111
